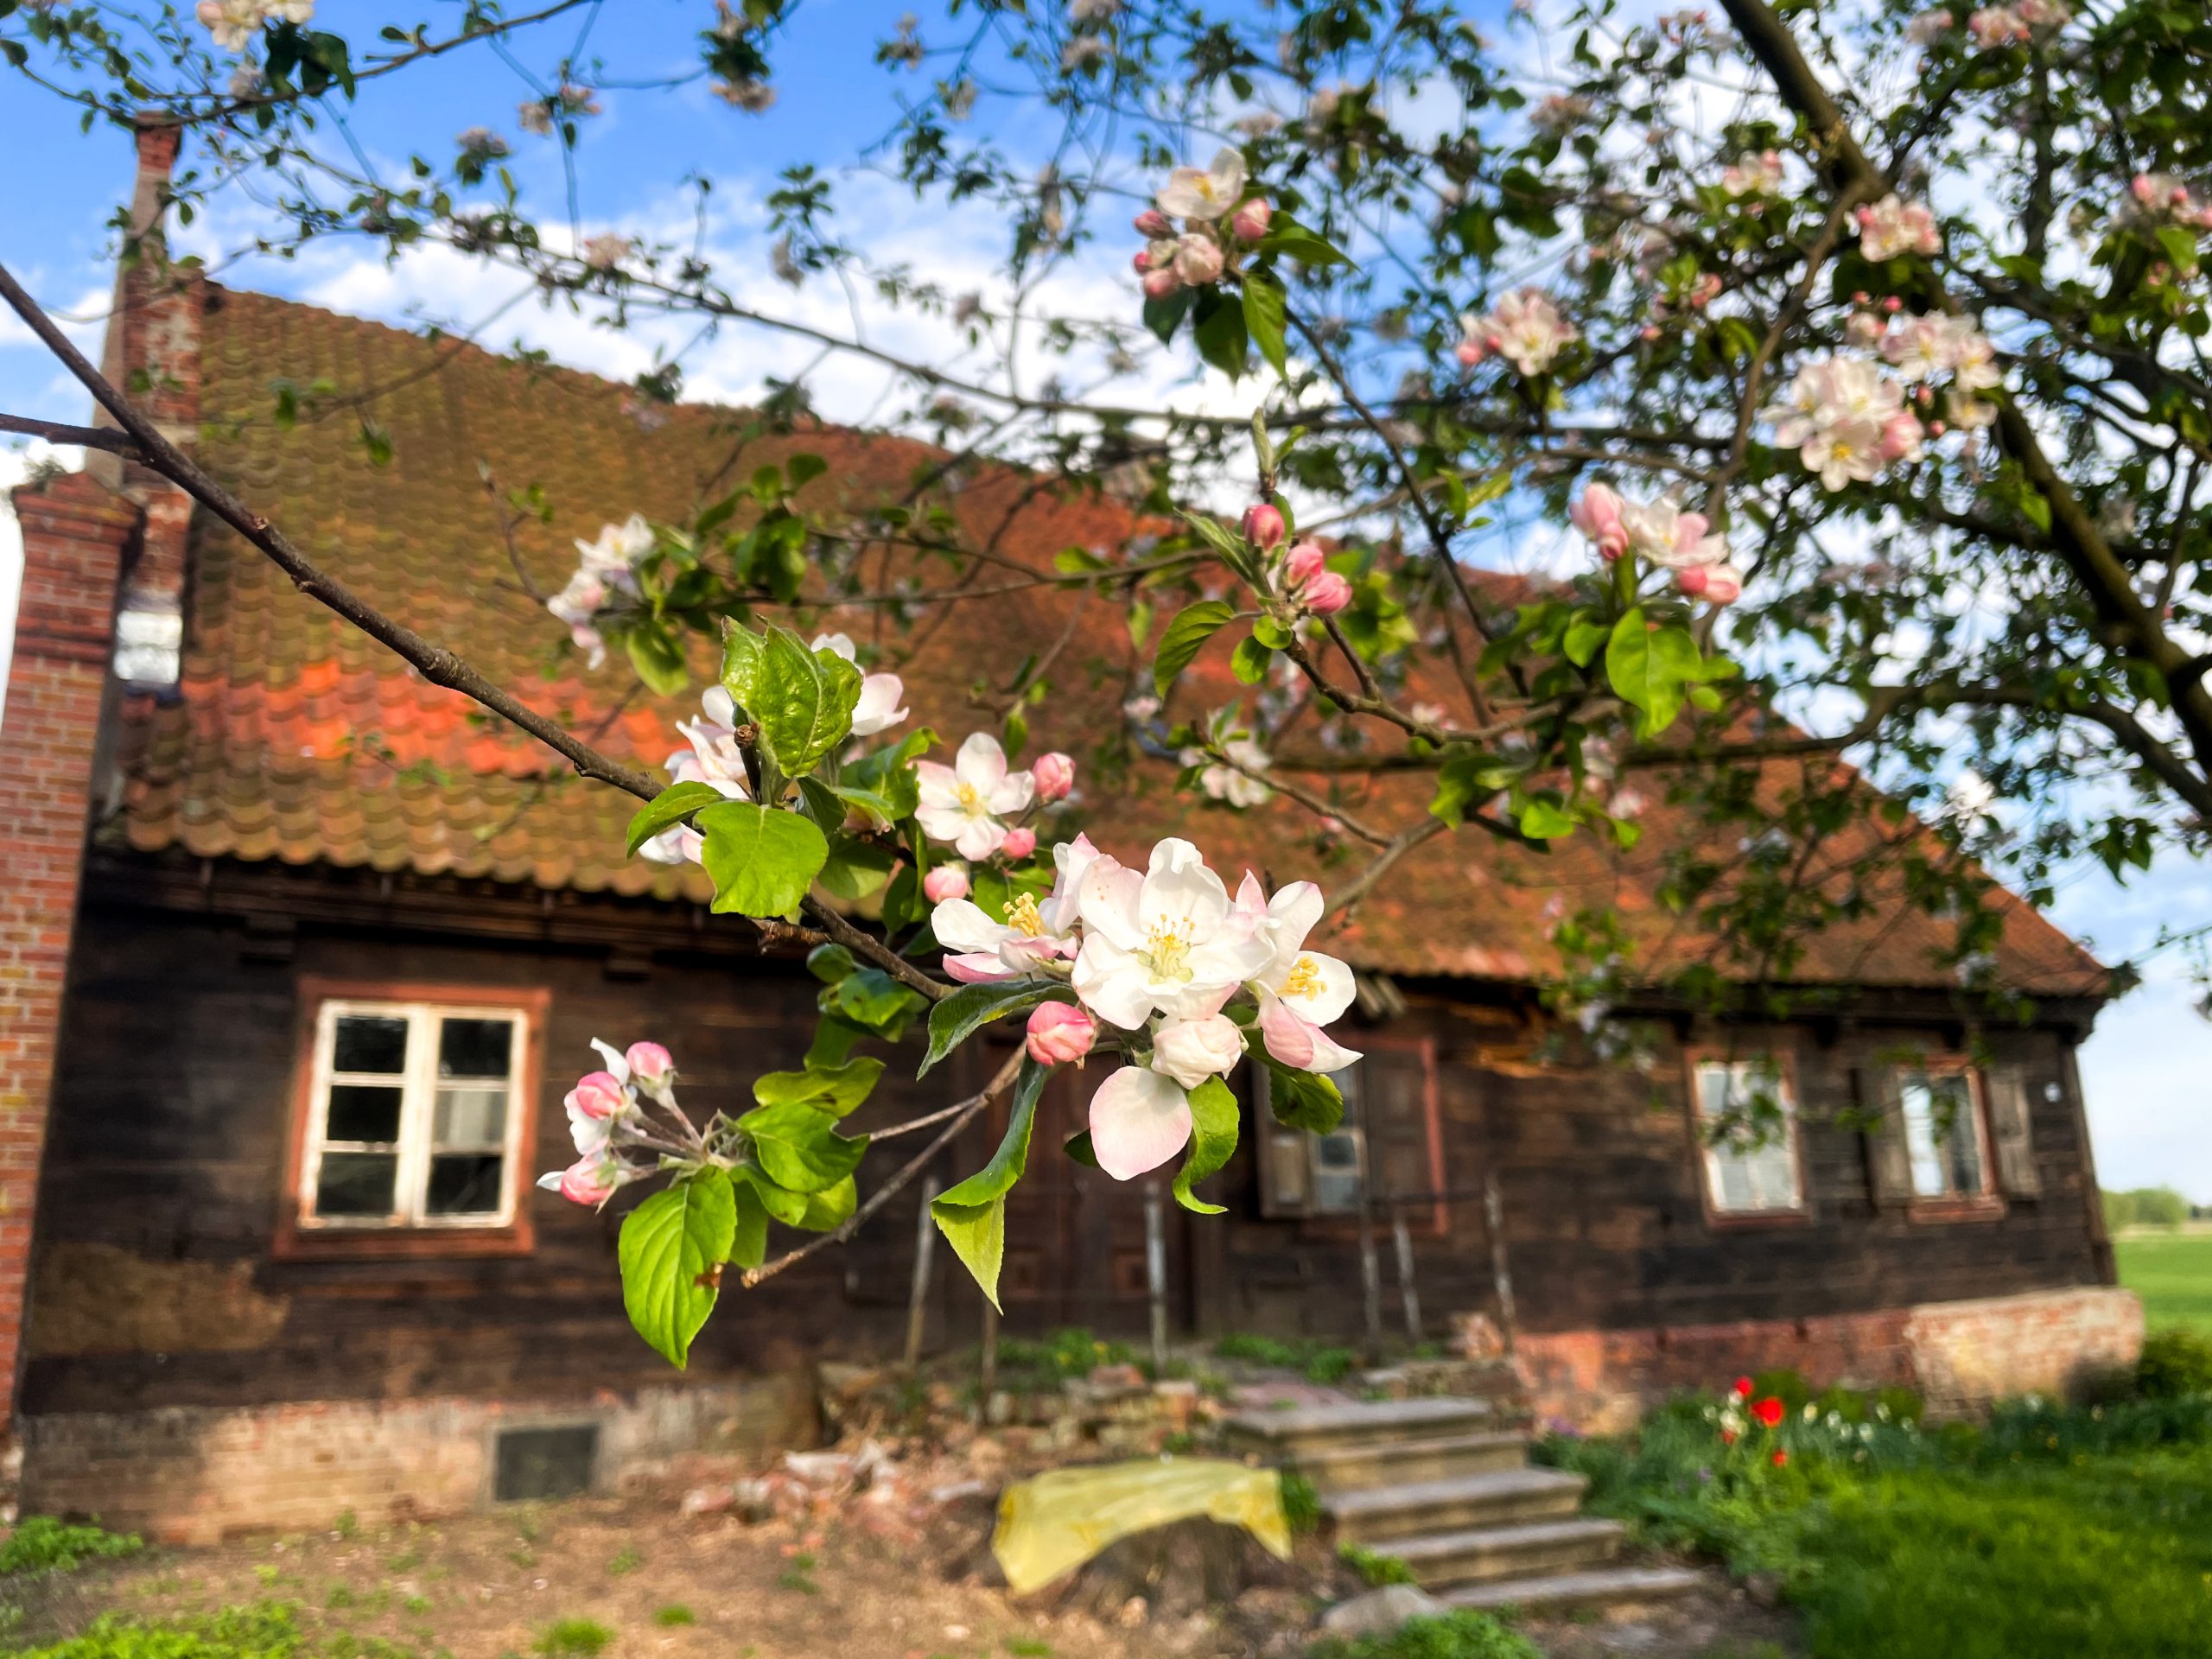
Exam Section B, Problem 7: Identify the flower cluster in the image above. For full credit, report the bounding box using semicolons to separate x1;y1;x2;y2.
1239;503;1352;620
1967;2;2069;45
1764;305;2000;487
1134;150;1270;301
2121;173;2212;233
1457;289;1578;377
538;1039;677;1205
196;0;311;50
1719;149;1785;200
1853;194;1942;262
519;85;601;136
813;632;910;738
546;515;654;669
1183;736;1274;807
1570;484;1742;604
639;688;753;866
931;836;1360;1181
916;732;1065;861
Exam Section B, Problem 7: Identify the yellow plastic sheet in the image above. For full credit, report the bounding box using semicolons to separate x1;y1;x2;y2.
991;1457;1292;1595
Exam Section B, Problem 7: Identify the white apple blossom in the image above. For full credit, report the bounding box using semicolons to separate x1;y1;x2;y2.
639;688;753;865
1088;1065;1192;1179
1615;495;1732;570
1184;737;1274;807
1072;837;1271;1028
1904;8;1955;43
1853;194;1942;261
1458;289;1578;376
1235;877;1361;1074
915;733;1035;859
1155;149;1248;222
1720;150;1785;198
1761;355;1911;490
196;0;311;51
1150;1013;1246;1088
810;632;909;737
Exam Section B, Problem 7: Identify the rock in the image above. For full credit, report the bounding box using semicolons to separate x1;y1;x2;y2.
1319;1585;1447;1639
679;1484;734;1517
1089;1363;1147;1394
1115;1596;1148;1628
1744;1571;1783;1608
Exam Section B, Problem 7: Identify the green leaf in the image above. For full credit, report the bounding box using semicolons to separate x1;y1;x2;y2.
1517;797;1578;839
625;781;728;856
1192;288;1250;378
819;968;925;1038
625;623;691;696
1562;615;1609;669
1258;216;1352;266
1262;1062;1344;1134
1064;1128;1099;1168
1605;607;1687;737
737;1100;870;1193
792;1175;857;1232
721;622;767;709
1172;1077;1241;1215
698;802;830;919
1153;599;1237;696
618;1172;738;1369
930;1060;1048;1308
1243;271;1289;375
750;626;862;777
919;980;1066;1077
737;1165;810;1226
728;1179;769;1269
752;1057;886;1118
1143;285;1194;345
817;832;895;902
1230;634;1274;684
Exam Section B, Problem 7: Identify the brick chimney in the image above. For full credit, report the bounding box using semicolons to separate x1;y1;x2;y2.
0;474;139;1438
92;114;201;691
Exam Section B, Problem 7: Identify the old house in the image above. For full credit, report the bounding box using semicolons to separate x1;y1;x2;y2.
0;128;2138;1540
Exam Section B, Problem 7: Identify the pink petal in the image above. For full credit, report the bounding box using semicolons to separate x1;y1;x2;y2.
1089;1067;1193;1180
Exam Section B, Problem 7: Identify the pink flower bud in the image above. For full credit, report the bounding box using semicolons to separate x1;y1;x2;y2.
1299;570;1354;616
2133;173;2159;206
923;864;970;903
1134;209;1172;237
1027;1001;1098;1066
1001;825;1038;860
1243;502;1287;549
1142;267;1182;300
1133;249;1153;272
1032;751;1076;802
624;1042;675;1087
1455;340;1487;367
556;1157;620;1205
1882;295;1904;313
1230;198;1272;243
1284;542;1327;585
566;1071;628;1120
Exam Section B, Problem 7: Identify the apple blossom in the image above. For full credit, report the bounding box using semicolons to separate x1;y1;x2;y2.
1142;267;1182;300
1032;751;1076;802
1617;495;1732;571
581;233;632;270
1243;502;1286;549
1853;194;1942;261
625;1041;676;1100
1569;483;1630;561
1230;198;1272;242
539;1154;627;1206
1133;209;1171;237
915;732;1036;859
922;864;970;903
1027;1001;1098;1065
1878;409;1926;465
810;632;910;737
1001;825;1038;860
1719;149;1784;198
1173;232;1225;285
1459;289;1578;376
1281;543;1353;615
1904;8;1955;42
196;0;313;51
1151;1013;1245;1088
1967;5;2029;45
1088;1065;1192;1180
1071;836;1272;1028
1236;877;1362;1074
1185;738;1274;808
1155;148;1248;222
639;688;753;865
1677;563;1744;604
567;1070;630;1121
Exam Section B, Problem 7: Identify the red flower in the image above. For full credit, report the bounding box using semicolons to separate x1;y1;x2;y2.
1770;1449;1789;1468
1732;1376;1756;1398
1751;1396;1785;1428
1720;1429;1738;1446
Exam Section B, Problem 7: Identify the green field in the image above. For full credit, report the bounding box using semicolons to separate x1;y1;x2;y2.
2116;1230;2212;1332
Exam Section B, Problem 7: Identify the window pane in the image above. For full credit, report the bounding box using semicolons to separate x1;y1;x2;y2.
1699;1062;1799;1213
325;1084;404;1144
434;1086;508;1147
439;1017;515;1080
333;1014;409;1075
315;1151;398;1217
1902;1073;1981;1198
426;1153;505;1216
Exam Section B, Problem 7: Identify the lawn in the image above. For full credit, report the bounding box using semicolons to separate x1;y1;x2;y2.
2116;1230;2212;1332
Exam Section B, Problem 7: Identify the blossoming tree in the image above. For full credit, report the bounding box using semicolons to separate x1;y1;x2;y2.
4;0;2209;1361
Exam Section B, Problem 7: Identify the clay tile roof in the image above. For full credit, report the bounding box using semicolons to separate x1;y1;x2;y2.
112;283;2107;999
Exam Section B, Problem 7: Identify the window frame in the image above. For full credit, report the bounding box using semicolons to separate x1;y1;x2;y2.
1682;1046;1811;1228
1255;1033;1448;1236
1893;1058;2001;1217
276;979;549;1261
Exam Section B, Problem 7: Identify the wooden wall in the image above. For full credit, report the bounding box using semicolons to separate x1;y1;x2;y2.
24;868;2112;1417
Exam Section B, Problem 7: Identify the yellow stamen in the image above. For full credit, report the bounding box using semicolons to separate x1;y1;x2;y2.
1283;955;1323;1001
956;782;983;813
1005;893;1045;938
1143;919;1196;982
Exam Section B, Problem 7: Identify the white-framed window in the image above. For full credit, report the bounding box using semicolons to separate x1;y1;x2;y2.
1897;1066;1991;1200
299;999;531;1230
1692;1056;1804;1215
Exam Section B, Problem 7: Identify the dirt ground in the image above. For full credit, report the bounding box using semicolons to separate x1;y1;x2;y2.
5;1492;1799;1659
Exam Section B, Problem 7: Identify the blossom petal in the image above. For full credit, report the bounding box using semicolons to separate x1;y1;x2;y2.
1283;950;1358;1026
1077;857;1147;951
1089;1067;1194;1179
1072;936;1157;1029
1265;880;1325;958
953;817;1009;861
954;731;1008;792
944;951;1019;983
931;898;1010;953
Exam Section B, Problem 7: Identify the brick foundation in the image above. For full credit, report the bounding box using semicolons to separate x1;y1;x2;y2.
1496;1285;2143;1431
21;1373;821;1544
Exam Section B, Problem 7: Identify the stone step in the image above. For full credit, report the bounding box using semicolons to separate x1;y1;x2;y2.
1288;1430;1531;1495
1386;1516;1625;1587
1442;1564;1705;1615
1326;1467;1588;1543
1224;1396;1496;1457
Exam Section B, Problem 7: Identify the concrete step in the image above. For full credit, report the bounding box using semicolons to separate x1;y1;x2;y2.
1224;1396;1496;1458
1443;1564;1705;1615
1387;1516;1624;1588
1326;1467;1588;1543
1290;1429;1530;1494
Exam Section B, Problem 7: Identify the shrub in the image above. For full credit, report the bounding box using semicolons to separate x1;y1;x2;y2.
1214;1332;1362;1383
1308;1610;1541;1659
1337;1542;1416;1586
3;1603;306;1658
2136;1327;2212;1401
0;1518;144;1577
1279;1471;1323;1535
533;1619;614;1657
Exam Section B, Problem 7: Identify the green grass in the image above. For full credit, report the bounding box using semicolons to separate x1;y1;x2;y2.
0;1602;423;1659
2117;1231;2212;1333
531;1618;613;1657
0;1518;144;1578
1307;1611;1541;1659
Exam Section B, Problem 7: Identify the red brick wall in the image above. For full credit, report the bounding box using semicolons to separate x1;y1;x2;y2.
0;474;137;1433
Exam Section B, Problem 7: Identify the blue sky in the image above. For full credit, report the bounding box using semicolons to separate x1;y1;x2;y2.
2;1;2208;1200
